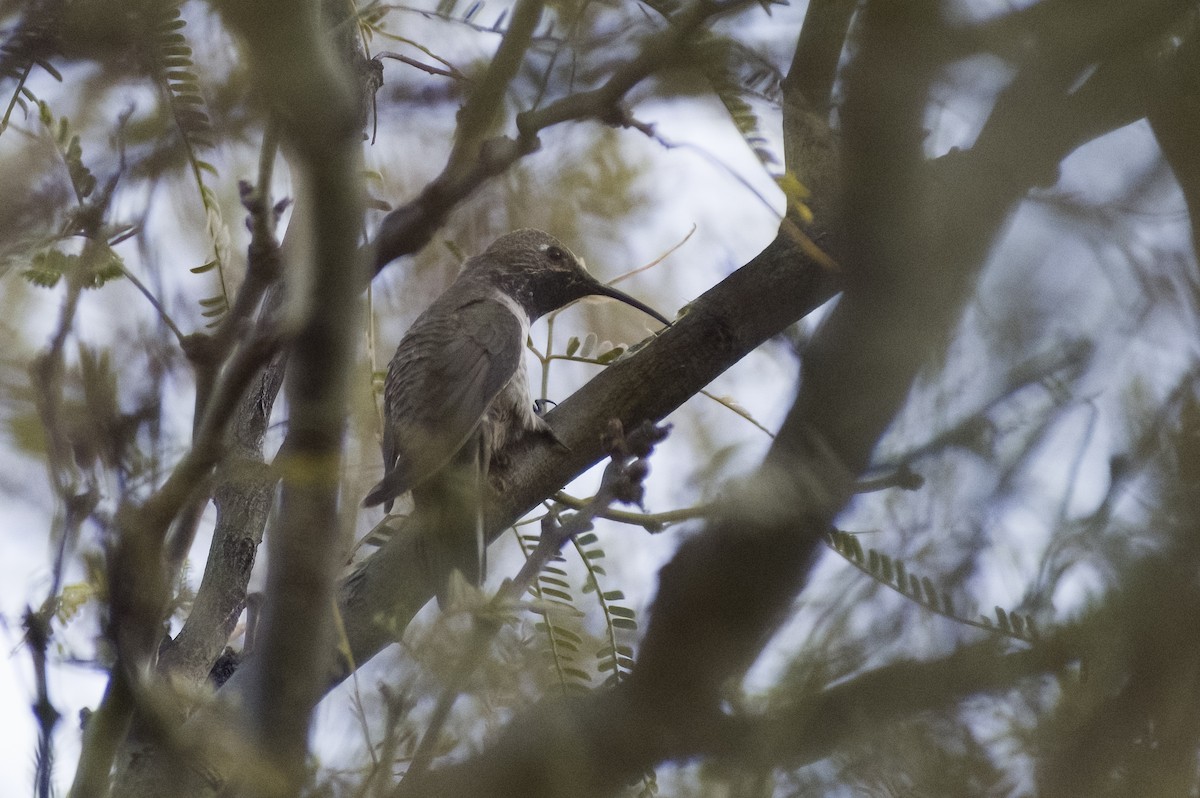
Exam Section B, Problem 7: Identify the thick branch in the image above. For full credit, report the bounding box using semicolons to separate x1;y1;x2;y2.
214;0;367;792
781;0;856;112
397;635;1075;798
1147;21;1200;260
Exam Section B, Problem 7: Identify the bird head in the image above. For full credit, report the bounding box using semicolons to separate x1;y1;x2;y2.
474;229;670;325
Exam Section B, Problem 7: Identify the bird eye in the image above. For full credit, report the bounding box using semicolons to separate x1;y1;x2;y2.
545;246;566;262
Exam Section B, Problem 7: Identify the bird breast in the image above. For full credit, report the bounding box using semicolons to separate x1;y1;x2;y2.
484;366;541;454
481;289;542;455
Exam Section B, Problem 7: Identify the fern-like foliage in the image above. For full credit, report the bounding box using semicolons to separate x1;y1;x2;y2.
20;106;127;291
36;102;98;204
519;530;594;694
23;247;124;290
577;542;639;688
1;13;61;133
142;1;230;327
826;529;1042;644
637;2;817;222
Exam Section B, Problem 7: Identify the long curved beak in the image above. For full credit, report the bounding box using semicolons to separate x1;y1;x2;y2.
592;283;671;327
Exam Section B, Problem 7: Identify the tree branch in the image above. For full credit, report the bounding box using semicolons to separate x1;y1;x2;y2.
213;0;368;792
370;0;757;272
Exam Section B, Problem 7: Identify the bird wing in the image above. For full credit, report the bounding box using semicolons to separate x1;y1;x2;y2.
363;295;523;508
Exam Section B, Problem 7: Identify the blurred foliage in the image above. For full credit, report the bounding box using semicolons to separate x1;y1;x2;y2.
3;0;1200;796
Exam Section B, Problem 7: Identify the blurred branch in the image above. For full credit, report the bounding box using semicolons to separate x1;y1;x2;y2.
448;0;544;168
720;634;1075;769
23;605;63;798
964;0;1192;67
212;0;368;792
401;633;1076;798
370;0;756;272
1033;394;1200;796
370;0;546;269
1147;16;1200;260
781;0;855;112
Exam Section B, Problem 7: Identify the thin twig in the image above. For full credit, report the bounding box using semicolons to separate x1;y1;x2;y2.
551;491;710;531
377;51;466;80
607;224;696;286
115;263;187;344
699;388;774;437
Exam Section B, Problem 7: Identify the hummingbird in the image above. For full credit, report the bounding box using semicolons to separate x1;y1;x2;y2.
364;229;669;604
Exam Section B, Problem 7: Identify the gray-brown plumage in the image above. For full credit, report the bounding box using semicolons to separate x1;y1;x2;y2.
364;229;669;603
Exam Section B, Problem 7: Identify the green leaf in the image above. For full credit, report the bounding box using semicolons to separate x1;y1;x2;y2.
921;577;938;607
578;332;597;358
561;667;591;683
549;626;582;644
595;346;625;364
22;267;61;288
35;59;62;82
995;606;1011;632
1025;615;1040;640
